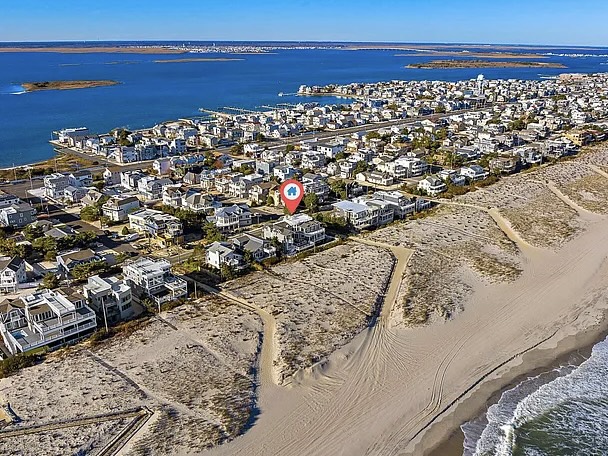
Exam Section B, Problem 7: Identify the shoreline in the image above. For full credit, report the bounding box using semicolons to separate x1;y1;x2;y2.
422;310;608;456
0;46;186;54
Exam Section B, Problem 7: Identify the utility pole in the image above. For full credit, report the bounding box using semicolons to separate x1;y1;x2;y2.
102;300;109;333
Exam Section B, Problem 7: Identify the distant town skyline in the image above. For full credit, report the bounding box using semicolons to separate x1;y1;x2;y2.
1;0;608;46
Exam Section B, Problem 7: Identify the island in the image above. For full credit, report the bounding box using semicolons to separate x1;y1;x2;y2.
406;59;567;69
22;80;120;92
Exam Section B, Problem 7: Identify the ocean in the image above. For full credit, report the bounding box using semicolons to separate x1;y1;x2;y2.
462;336;608;456
1;41;608;167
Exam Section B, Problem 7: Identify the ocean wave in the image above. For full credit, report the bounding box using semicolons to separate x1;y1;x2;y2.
462;337;608;456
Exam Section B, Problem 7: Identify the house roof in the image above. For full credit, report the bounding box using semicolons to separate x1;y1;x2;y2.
0;256;23;272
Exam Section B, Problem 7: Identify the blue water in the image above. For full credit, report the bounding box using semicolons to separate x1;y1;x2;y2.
463;336;608;456
1;42;608;167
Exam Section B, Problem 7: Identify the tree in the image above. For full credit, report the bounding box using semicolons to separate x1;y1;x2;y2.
266;195;275;206
32;236;57;258
335;151;346;160
238;164;254;175
353;160;368;176
330;179;347;199
303;193;319;213
121;226;130;236
243;250;254;266
285;144;295;152
202;223;223;242
71;260;108;281
80;205;101;222
220;263;237;281
23;225;43;242
41;273;60;290
270;237;283;259
230;144;244;155
366;131;381;140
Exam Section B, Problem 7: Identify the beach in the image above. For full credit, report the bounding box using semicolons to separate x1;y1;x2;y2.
426;319;608;456
200;144;608;456
2;145;608;454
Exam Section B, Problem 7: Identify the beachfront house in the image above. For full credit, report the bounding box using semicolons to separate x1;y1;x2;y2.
123;257;187;306
262;214;325;255
0;288;97;355
83;275;134;325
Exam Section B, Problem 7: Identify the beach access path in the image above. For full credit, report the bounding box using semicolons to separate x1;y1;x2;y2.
200;197;608;456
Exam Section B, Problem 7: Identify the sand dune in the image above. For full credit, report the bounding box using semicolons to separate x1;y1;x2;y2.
201;147;608;456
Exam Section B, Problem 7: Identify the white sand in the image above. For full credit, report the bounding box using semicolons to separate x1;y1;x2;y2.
199;146;608;456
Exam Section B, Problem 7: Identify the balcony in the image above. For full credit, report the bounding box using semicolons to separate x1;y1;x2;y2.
5;319;97;354
32;308;96;334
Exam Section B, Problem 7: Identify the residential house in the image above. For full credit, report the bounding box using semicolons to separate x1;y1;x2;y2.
83;275;134;324
63;186;88;204
0;288;97;355
137;176;173;200
437;169;466;186
0;203;36;228
43;173;70;199
332;198;393;230
301;173;329;199
102;196;141;222
460;165;490;181
0;257;27;293
355;171;394;186
417;175;448;196
231;234;277;263
372;191;418;218
490;156;520;174
209;204;252;232
263;214;325;254
123;257;187;306
102;167;121;186
120;170;147;190
182;191;221;214
56;249;100;277
68;170;93;188
128;209;184;245
205;242;244;270
249;182;279;206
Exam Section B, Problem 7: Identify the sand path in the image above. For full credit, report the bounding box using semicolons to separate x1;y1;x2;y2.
202;213;608;456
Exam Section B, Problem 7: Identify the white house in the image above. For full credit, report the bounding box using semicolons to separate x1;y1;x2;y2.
0;257;27;293
417;175;447;196
123;257;188;306
206;242;244;270
102;196;141;222
0;289;97;355
83;275;134;324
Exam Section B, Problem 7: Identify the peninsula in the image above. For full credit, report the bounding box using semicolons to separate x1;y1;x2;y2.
22;80;120;92
407;59;567;69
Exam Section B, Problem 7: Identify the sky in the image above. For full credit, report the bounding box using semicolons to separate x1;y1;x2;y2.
1;0;608;46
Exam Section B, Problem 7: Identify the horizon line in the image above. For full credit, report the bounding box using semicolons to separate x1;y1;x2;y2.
0;39;605;49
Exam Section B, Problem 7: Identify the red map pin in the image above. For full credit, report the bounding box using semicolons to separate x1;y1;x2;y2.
280;179;304;214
